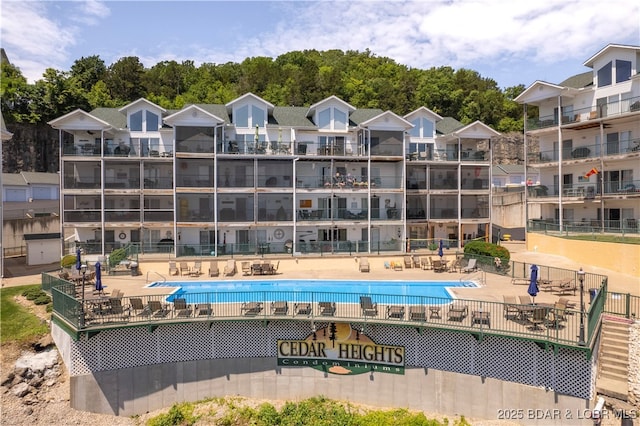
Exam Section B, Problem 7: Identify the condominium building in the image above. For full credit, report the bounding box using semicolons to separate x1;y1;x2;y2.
48;93;498;257
516;44;640;233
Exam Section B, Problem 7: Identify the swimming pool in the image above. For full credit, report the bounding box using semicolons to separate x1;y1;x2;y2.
149;279;478;305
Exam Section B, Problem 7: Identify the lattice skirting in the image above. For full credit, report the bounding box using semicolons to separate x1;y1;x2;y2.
54;321;594;400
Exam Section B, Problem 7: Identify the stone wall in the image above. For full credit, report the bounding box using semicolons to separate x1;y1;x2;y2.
2;123;59;173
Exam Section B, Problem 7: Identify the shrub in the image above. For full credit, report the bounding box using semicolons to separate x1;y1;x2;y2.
109;248;127;267
147;403;196;426
61;254;77;269
463;241;510;262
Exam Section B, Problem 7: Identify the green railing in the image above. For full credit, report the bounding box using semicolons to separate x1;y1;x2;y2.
587;279;607;346
604;291;640;319
510;260;607;293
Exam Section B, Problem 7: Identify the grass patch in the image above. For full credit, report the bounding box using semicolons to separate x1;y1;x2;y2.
561;234;640;245
0;284;50;344
147;396;471;426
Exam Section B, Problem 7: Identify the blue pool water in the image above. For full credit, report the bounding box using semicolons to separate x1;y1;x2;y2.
149;279;478;304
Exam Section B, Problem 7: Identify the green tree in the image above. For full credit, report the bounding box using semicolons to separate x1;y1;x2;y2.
106;56;145;102
0;61;33;122
70;55;107;92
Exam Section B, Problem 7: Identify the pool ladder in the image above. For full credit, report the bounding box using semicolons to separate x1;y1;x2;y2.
146;271;167;284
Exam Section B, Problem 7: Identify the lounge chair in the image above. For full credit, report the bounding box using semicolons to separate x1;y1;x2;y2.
411;255;421;268
420;257;432;270
105;298;130;319
129;297;147;316
208;261;219;277
433;259;446;272
511;278;530;286
403;256;413;268
196;303;212;316
409;306;426;321
553;278;576;295
173;298;192;318
386;305;405;319
241;302;263;315
393;260;403;271
359;257;370;272
168;261;179;276
190;261;202;277
462;258;478;273
503;296;520;320
241;261;252;275
318;301;336;316
224;259;236;276
179;261;190;276
270;260;280;274
558;297;577;310
359;296;378;317
294;303;312;316
539;279;554;292
447;304;468;321
271;301;288;315
147;300;170;318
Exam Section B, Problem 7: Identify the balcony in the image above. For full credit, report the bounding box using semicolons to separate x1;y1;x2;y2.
530;138;640;164
64;211;101;222
105;211;141;222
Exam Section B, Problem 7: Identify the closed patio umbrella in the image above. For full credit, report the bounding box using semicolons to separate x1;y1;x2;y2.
76;248;82;271
95;262;103;293
528;264;539;304
438;239;444;258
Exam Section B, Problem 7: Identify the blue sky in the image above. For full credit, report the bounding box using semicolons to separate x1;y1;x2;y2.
2;0;639;90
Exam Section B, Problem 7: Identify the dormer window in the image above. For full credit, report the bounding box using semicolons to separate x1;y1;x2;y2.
597;62;612;87
616;60;631;83
234;104;266;128
409;117;434;138
130;110;159;132
318;107;348;130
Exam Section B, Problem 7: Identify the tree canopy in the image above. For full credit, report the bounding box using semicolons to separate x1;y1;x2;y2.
1;49;532;131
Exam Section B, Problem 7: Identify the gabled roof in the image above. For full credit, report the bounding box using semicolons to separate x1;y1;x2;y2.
226;92;274;111
453;120;501;138
435;117;464;135
360;110;413;129
48;109;113;129
271;106;316;128
514;80;566;103
90;108;127;129
583;44;640;68
308;95;356;116
559;71;593;89
118;98;166;114
163;104;227;126
349;108;384;126
21;172;59;185
404;106;443;122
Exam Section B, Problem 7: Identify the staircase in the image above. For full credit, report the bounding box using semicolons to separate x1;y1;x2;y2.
596;316;631;401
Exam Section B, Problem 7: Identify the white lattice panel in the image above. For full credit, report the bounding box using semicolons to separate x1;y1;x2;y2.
64;321;592;398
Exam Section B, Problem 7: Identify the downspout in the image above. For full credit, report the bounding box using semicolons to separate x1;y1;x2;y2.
488;136;493;246
457;135;462;248
523;104;528;234
292;157;299;254
57;129;64;260
599;122;605;232
213;124;221;255
557;95;563;231
365;127;372;253
100;130;105;256
172;125;178;257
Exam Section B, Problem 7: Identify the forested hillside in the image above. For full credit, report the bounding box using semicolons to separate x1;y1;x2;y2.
1;49;534;172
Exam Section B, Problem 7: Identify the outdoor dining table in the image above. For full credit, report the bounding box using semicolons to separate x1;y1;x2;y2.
515;303;554;322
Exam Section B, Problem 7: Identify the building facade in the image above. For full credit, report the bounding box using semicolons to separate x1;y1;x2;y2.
49;93;498;257
516;44;640;234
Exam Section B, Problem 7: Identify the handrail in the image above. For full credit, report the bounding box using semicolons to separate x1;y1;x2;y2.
146;271;166;284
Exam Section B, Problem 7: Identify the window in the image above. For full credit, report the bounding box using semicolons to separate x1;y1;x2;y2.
597;62;612;87
233;104;265;128
317;107;347;130
616;60;631;83
235;105;249;127
318;108;331;129
147;111;159;131
409;117;434;138
131;111;143;131
251;106;265;127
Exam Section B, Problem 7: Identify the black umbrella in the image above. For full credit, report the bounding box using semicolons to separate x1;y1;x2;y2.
95;262;103;293
528;264;539;304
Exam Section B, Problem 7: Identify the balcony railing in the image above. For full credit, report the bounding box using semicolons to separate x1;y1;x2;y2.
528;219;639;234
527;95;640;130
528;180;640;198
530;138;640;164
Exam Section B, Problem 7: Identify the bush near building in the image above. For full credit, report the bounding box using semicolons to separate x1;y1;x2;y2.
463;240;510;263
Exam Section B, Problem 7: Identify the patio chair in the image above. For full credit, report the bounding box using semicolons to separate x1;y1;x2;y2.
539;279;554;292
318;301;336;316
528;307;547;331
411;255;421;268
448;257;462;273
409;306;426;321
190;261;202;277
553;278;576;296
403;256;413;268
196;303;212;316
558;297;577;310
270;301;288;315
447;304;468;321
359;296;378;317
386;305;405;319
224;259;236;276
129;297;148;316
471;310;490;327
168;261;179;276
359;257;370;272
179;261;190;276
294;302;312;316
271;260;280;274
241;261;252;276
503;296;520;320
173;298;192;318
518;295;532;305
462;258;478;273
208;261;219;277
545;302;567;329
148;300;170;318
241;302;263;316
420;257;432;270
104;298;130;319
393;260;403;271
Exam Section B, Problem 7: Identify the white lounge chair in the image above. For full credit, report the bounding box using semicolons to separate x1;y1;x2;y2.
462;258;478;273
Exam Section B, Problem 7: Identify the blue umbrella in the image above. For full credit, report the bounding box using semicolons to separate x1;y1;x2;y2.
76;248;82;271
438;239;444;258
95;262;103;293
528;264;539;304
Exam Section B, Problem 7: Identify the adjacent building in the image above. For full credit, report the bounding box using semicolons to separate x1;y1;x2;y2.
516;44;640;233
49;93;499;257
